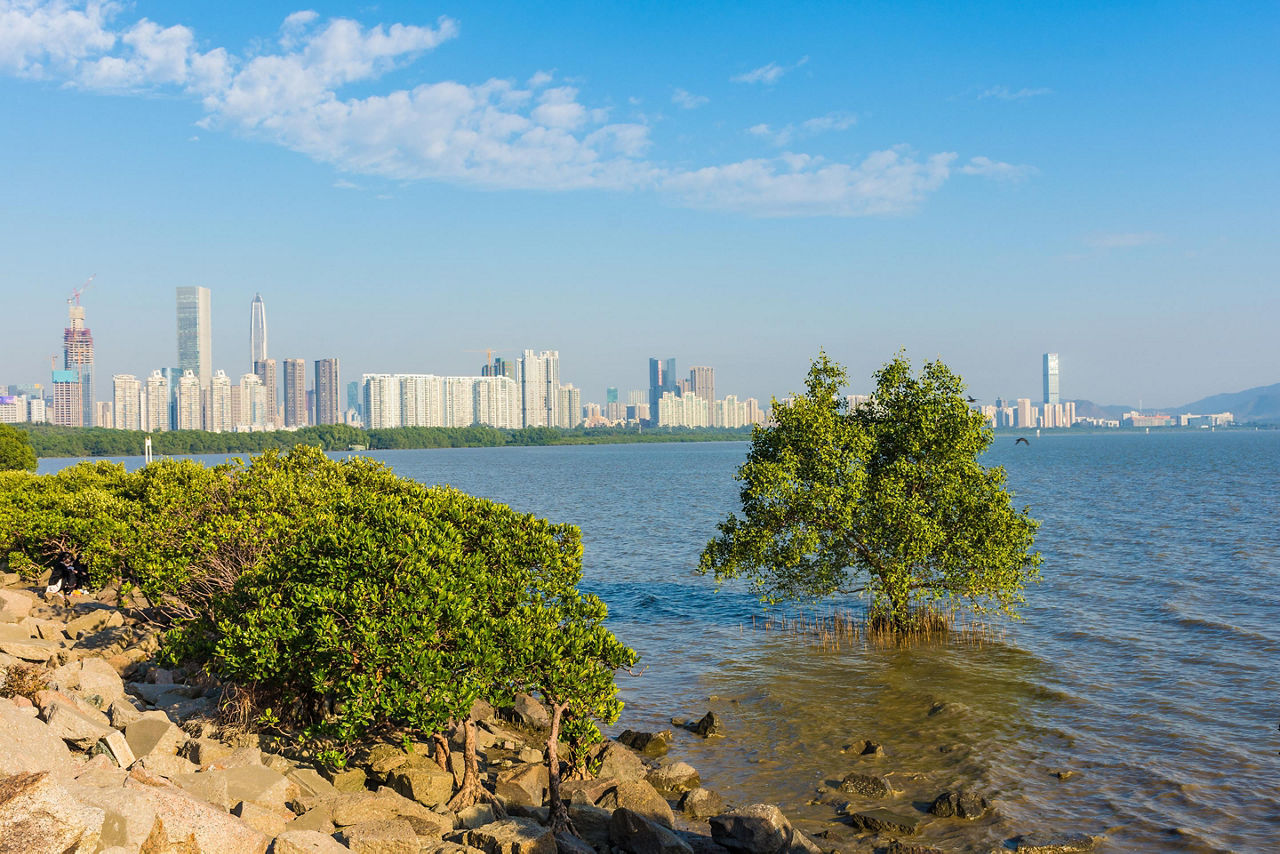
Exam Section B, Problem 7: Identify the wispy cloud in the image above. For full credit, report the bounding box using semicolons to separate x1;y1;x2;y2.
0;3;979;217
748;111;856;147
959;156;1037;181
1086;231;1165;249
978;85;1052;101
671;87;708;109
731;56;808;85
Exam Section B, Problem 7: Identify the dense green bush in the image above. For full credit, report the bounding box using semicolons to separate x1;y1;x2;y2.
0;424;37;472
0;445;636;817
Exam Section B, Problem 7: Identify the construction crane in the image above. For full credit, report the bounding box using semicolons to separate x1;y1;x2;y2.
463;348;500;373
68;273;96;306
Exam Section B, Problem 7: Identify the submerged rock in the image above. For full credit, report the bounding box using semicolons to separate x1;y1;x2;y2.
619;728;674;757
928;789;989;819
844;808;921;835
692;712;724;738
1013;832;1096;853
837;772;891;799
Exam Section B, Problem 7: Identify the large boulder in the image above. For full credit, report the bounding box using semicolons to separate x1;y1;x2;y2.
0;771;104;854
338;818;420;854
494;762;547;808
464;817;556;854
124;715;187;761
598;781;675;829
510;694;551;729
709;805;823;854
595;741;648;782
122;768;271;854
0;589;34;623
679;787;724;820
647;760;701;794
0;701;77;778
67;783;167;852
618;730;672;757
0;637;62;663
567;802;613;850
233;800;289;839
390;762;455;808
274;829;354;854
43;702;113;750
608;807;694;854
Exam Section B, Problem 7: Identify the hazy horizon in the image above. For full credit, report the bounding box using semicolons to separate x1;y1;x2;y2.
2;2;1276;409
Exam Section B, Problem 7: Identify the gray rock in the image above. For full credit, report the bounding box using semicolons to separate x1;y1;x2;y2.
284;805;337;834
709;804;822;854
44;702;113;750
609;807;694;854
844;739;884;758
679;787;724;820
322;765;369;792
844;809;921;836
67;782;167;852
0;637;62;663
561;776;621;806
0;700;77;778
464;817;557;854
0;770;104;854
838;772;891;799
647;760;701;794
232;799;289;838
692;712;724;738
1013;832;1096;853
180;736;236;767
123;767;272;853
134;752;198;778
0;589;35;623
458;803;498;829
618;729;673;757
273;829;353;854
96;730;136;768
48;657;125;710
172;770;232;810
567;802;613;850
106;697;141;728
598;780;675;829
928;789;988;819
556;830;598;854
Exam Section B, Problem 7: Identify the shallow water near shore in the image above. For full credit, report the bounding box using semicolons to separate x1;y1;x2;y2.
40;431;1280;851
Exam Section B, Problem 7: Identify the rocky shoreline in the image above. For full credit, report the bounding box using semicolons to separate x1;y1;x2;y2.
1;574;1096;854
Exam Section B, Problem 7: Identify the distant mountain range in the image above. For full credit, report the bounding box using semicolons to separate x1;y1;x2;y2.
1068;381;1280;424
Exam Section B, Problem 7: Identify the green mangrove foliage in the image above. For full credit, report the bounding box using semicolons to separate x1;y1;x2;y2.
0;424;37;472
15;423;754;460
699;351;1042;631
0;446;636;814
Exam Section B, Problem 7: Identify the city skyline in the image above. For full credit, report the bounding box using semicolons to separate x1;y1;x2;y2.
1;3;1276;407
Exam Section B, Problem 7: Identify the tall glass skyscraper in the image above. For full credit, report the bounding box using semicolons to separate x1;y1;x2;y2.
62;300;94;426
250;293;268;369
314;358;341;425
176;286;212;388
1043;353;1060;405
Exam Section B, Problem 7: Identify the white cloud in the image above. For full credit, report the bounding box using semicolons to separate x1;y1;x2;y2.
731;56;808;85
1085;231;1165;249
671;87;707;109
0;3;977;217
959;155;1037;181
978;85;1051;101
748;111;855;147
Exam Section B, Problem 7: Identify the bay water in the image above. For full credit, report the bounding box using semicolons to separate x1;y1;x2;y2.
38;431;1280;851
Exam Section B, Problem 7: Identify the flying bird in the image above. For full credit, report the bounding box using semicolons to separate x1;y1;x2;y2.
966;396;978;403
1015;437;1030;445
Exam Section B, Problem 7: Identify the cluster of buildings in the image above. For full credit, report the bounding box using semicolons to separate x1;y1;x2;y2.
1;288;768;434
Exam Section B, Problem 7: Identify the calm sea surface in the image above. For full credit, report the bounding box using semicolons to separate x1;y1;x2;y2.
39;432;1280;852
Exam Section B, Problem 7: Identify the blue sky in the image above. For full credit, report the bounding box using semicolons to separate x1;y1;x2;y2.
1;1;1276;408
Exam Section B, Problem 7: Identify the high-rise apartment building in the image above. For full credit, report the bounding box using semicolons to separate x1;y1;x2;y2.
145;370;170;432
1043;353;1060;405
95;401;113;429
238;373;268;429
51;370;82;427
207;370;233;432
175;370;202;430
346;381;362;417
250;293;268;368
362;374;402;429
521;350;560;427
253;359;278;428
314;358;340;425
689;366;715;404
176;287;212;388
282;358;307;427
62;299;95;426
1016;398;1035;429
557;384;581;428
112;375;143;431
474;376;520;429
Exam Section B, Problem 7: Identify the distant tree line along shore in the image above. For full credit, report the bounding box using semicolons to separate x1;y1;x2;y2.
13;423;754;459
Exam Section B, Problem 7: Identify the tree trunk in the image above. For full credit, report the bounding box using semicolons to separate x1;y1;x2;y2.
433;730;451;771
446;716;495;811
546;701;574;836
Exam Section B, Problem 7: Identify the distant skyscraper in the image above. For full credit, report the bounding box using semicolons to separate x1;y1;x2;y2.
314;358;340;425
175;370;202;430
520;350;560;427
605;387;618;405
253;359;278;428
1043;353;1060;405
51;370;82;427
649;357;677;417
62;298;95;426
238;373;268;429
208;370;233;432
113;374;143;431
346;380;361;417
176;287;212;388
250;293;268;369
689;366;715;405
145;370;170;432
282;358;307;428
